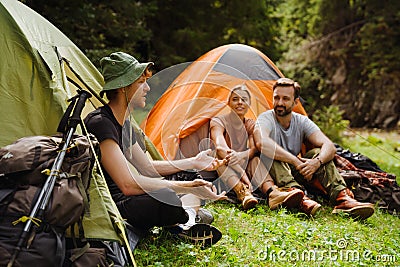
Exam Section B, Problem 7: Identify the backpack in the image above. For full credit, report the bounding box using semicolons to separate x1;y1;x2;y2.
0;134;98;266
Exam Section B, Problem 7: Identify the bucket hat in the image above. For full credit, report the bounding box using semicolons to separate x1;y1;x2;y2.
100;52;153;95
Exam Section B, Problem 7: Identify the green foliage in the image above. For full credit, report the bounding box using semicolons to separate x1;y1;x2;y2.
312;105;350;144
22;0;157;65
148;0;281;68
21;0;400;128
277;0;400;129
275;0;335;112
22;0;281;70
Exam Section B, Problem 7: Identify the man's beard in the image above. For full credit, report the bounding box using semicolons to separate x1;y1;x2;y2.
274;106;291;117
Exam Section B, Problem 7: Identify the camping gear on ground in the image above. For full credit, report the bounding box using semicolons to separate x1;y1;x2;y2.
334;145;399;216
64;245;108;267
335;144;385;173
0;134;95;227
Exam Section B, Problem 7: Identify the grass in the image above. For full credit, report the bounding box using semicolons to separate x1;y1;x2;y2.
133;130;400;267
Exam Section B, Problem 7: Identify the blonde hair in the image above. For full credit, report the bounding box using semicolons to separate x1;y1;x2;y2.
229;84;251;103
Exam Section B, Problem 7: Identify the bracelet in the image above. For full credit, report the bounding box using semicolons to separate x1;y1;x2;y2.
316;156;323;165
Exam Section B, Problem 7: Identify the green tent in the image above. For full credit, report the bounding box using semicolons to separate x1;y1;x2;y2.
0;0;136;265
0;0;104;147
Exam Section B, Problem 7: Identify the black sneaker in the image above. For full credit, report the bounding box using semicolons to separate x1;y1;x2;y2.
195;208;214;225
178;223;222;248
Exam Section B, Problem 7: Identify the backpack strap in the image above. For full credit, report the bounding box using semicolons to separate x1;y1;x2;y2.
67;219;91;263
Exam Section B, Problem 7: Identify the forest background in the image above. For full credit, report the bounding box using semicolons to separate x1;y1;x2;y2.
22;0;400;131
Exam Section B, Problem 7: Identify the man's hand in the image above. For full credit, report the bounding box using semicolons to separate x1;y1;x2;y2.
296;157;320;181
178;179;227;201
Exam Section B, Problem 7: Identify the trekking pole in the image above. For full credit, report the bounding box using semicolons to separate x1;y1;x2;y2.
7;90;92;267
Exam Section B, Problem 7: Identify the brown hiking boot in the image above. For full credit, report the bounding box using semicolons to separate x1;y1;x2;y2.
268;186;304;210
233;181;258;210
299;195;322;216
332;189;375;220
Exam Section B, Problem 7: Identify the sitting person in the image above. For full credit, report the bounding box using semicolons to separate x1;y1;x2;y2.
84;52;227;247
209;84;304;210
254;77;375;219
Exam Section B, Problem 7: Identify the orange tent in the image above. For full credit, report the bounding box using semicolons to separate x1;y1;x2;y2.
141;44;307;161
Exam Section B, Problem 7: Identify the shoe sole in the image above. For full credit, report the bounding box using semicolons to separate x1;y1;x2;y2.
243;199;258;210
281;191;304;209
270;191;304;210
332;205;375;220
178;223;222;248
308;203;322;217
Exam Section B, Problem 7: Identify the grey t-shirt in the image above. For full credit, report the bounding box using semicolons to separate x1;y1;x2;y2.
256;110;320;156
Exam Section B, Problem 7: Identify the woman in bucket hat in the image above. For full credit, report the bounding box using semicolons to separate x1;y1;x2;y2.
84;52;227;247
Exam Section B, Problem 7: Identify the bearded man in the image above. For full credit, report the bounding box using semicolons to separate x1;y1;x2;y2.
254;78;375;219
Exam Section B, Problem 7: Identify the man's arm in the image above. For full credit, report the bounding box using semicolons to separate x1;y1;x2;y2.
125;140;224;177
295;130;337;180
100;139;227;200
253;126;303;167
150;149;224;175
306;130;336;164
124;142;159;177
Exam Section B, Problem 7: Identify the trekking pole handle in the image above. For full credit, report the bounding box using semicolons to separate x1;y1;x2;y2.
69;90;92;129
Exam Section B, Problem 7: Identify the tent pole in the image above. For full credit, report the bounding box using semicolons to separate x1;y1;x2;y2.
61;58;107;106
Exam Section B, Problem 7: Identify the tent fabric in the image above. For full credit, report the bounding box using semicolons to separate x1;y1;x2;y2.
0;1;136;265
141;44;307;160
0;0;103;147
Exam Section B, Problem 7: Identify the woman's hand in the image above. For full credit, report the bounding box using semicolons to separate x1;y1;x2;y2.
226;149;247;166
193;149;227;171
240;173;253;192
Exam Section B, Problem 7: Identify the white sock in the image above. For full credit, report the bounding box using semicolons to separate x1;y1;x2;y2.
179;207;197;231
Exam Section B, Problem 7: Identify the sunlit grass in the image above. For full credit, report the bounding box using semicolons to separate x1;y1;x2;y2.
134;203;400;267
